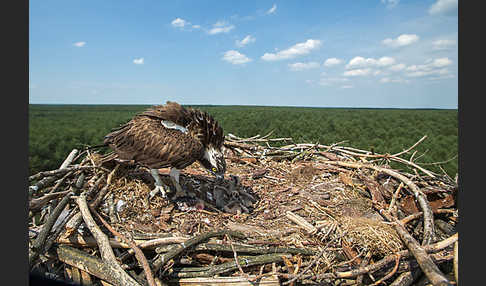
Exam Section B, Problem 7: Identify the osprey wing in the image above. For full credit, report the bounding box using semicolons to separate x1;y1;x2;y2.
104;115;204;169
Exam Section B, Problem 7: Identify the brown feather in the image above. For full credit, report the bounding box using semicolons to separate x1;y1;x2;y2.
103;101;224;171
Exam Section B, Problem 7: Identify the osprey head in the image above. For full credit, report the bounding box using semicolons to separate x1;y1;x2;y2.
199;145;226;181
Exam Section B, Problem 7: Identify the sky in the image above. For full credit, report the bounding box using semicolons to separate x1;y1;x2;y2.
29;0;458;108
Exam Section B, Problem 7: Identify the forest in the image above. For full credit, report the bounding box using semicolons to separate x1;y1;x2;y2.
28;104;458;177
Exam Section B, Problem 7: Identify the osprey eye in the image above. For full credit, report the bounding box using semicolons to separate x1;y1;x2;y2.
212;167;217;172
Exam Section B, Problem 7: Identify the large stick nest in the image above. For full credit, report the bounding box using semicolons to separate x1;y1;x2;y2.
28;133;459;285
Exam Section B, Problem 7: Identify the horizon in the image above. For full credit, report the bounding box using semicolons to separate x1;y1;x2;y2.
28;103;457;110
29;0;458;109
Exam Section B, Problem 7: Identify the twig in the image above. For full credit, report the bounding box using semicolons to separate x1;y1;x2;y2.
170;253;290;278
92;208;156;286
152;230;246;272
30;191;74;268
379;210;453;286
371;253;401;285
75;192;140;286
322;160;436;245
388;182;404;213
226;234;247;277
282;232;345;285
59;149;79;169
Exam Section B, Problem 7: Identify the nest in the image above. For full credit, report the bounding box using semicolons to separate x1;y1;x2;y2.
28;133;459;285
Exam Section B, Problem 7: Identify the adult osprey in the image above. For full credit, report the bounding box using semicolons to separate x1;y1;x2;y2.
103;101;226;199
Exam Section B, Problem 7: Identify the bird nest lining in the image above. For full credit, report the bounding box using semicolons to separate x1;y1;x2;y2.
28;133;459;285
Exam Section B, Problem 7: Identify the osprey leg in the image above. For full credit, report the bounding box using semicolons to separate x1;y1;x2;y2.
149;169;169;199
169;168;187;199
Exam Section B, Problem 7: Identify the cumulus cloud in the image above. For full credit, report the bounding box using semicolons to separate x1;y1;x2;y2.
133;58;144;65
207;21;235;35
318;77;349;86
236;35;256;47
381;0;400;8
171;18;187;28
343;68;372;77
261;39;321;61
345;56;396;69
323;58;343;67
432;39;456;50
73;41;86;47
288;62;320;71
404;57;453;77
171;18;201;31
380;77;410;84
267;4;277;14
389;63;407;71
222;50;252;65
429;0;458;15
382;34;419;47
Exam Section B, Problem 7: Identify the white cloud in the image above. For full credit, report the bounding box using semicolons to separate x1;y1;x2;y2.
346;56;395;69
429;0;458;15
133;58;144;65
318;77;349;86
343;68;372;77
380;77;410;84
288;62;320;71
73;41;86;47
323;58;343;67
404;58;452;77
432;39;456;50
341;85;354;89
236;35;256;47
171;18;187;28
208;21;235;35
222;50;252;65
431;57;452;68
389;63;407;71
192;25;201;29
406;68;450;77
381;0;400;8
382;34;419;48
261;39;321;61
267;4;277;14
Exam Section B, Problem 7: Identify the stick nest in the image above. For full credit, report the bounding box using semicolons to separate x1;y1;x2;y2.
28;132;459;285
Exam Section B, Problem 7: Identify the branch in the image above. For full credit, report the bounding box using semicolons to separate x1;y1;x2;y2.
75;193;140;286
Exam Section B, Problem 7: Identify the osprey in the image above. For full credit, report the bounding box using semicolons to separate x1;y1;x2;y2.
103;101;226;199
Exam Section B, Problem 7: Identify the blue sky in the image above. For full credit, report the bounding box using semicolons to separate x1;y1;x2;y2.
29;0;458;108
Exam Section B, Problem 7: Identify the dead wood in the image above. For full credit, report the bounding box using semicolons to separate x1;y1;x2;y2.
153;230;246;272
75;192;140;286
57;245;139;286
379;210;453;285
29;133;458;285
30;191;74;268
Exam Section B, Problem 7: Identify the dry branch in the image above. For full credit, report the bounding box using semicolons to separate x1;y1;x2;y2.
75;193;140;286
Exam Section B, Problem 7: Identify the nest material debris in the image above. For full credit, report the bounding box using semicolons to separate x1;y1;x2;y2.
28;132;458;285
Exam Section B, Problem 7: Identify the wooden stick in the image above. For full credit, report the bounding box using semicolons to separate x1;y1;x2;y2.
57;245;139;286
92;208;156;286
388;182;404;213
75;193;140;286
380;210;453;286
30;191;74;268
322;160;436;245
169;275;280;286
285;211;317;235
153;230;246;272
60;149;78;170
170;253;290;278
